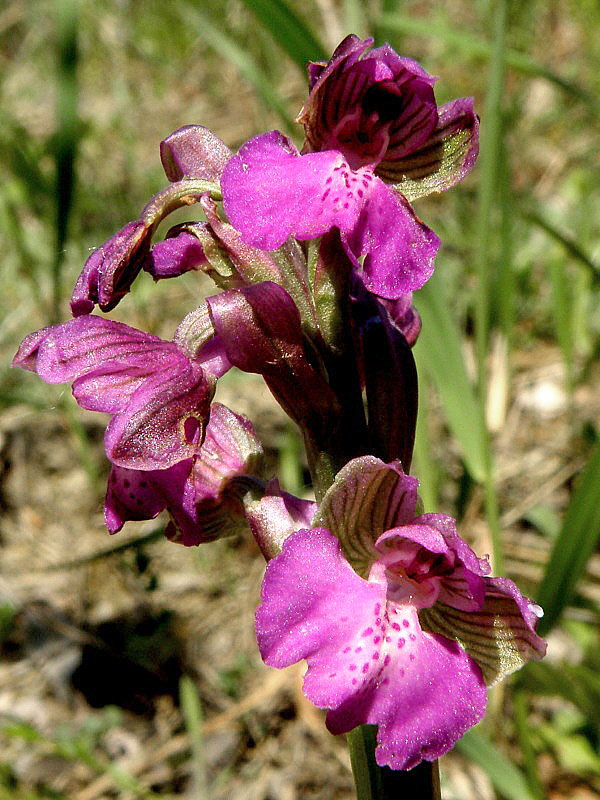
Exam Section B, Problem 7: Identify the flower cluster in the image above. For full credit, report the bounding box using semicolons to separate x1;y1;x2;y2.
13;35;544;772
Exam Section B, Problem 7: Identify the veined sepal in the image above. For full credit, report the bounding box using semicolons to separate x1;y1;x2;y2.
313;456;419;578
419;578;546;685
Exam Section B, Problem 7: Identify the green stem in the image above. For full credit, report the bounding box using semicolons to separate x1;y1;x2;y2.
348;727;441;800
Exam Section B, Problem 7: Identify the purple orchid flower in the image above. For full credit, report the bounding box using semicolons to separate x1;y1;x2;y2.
71;126;231;316
222;35;479;300
106;403;266;545
255;457;546;771
12;313;230;470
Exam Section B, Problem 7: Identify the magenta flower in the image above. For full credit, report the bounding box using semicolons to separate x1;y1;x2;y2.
71;126;231;316
12;313;230;470
106;403;266;545
222;36;479;300
255;457;546;770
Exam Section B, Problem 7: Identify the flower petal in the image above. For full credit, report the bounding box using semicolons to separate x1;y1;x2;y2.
146;231;207;279
104;463;186;533
207;282;339;432
160;125;232;182
14;316;176;389
246;481;318;559
378;97;480;200
256;528;487;771
105;363;215;470
164;404;265;546
342;179;439;297
419;575;546;686
314;456;418;577
71;221;150;316
221;131;367;251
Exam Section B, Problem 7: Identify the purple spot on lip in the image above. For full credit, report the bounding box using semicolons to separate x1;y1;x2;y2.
362;627;374;637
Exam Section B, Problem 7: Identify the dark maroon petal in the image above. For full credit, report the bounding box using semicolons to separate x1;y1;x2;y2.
379;294;422;346
377;97;479;199
160;125;232;182
206;282;339;432
146;231;207;279
71;220;150;316
362;308;418;469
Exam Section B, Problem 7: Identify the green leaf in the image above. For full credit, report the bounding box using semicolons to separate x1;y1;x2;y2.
536;437;600;635
455;729;538;800
238;0;327;70
414;277;488;483
180;676;208;797
183;5;296;136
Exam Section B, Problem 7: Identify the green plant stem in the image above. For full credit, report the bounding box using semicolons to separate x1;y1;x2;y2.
305;300;439;800
348;726;441;800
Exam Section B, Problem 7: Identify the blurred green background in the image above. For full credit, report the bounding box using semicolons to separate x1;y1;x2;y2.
0;1;599;798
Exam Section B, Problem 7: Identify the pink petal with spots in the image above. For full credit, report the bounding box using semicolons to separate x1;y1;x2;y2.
104;464;186;533
256;528;387;709
256;528;487;770
222;131;367;251
342;179;440;297
326;601;487;770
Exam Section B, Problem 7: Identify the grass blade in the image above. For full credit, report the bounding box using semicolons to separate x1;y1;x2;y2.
184;4;296;136
414;277;488;484
455;728;538;800
536;438;600;635
523;208;600;283
474;0;507;393
238;0;327;70
53;0;80;323
378;14;599;111
415;275;504;571
180;676;209;798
